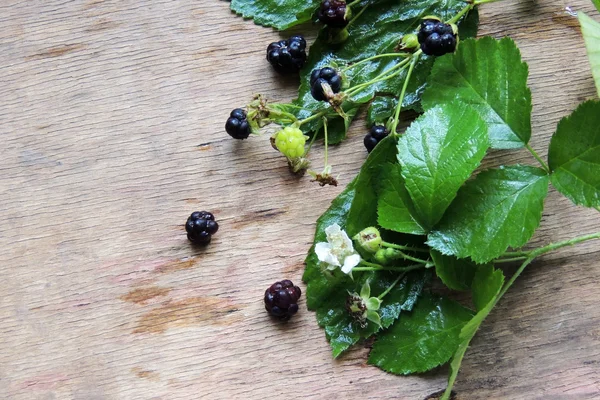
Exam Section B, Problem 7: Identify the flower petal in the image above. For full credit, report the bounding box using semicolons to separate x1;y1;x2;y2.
341;253;361;274
315;242;340;266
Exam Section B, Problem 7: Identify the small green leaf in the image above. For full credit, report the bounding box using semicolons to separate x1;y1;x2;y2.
366;297;382;311
593;0;600;13
442;265;504;400
377;163;427;235
368;294;473;374
431;250;479;291
367;310;382;327
471;264;504;312
428;165;549;263
360;281;371;299
367;97;397;127
397;103;489;230
423;37;532;149
548;100;600;208
346;136;399;236
579;12;600;97
230;0;319;30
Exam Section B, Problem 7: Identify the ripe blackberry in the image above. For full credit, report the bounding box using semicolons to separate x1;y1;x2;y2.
264;280;302;320
185;211;219;245
225;108;251;140
266;35;307;73
417;19;457;57
310;67;342;102
364;125;389;153
318;0;349;28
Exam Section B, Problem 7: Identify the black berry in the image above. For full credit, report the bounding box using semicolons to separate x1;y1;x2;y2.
185;211;219;245
310;67;342;102
318;0;349;28
266;35;307;73
364;125;389;153
264;280;302;320
225;109;251;140
417;19;457;56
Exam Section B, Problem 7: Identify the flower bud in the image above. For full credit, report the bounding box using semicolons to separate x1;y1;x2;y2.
353;227;382;254
399;33;419;51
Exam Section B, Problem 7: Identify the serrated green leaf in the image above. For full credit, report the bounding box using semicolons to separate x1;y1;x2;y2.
579;12;600;97
428;165;549;263
422;37;532;149
230;0;319;30
346;136;399;236
442;265;504;400
548;100;600;208
377;163;426;235
431;250;479;291
291;0;472;142
397;103;489;230
368;294;473;374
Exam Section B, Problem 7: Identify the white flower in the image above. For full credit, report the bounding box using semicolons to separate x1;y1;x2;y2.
315;223;361;274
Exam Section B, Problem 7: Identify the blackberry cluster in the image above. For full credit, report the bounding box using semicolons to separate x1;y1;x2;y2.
310;67;342;102
185;211;219;245
264;280;302;320
317;0;349;28
364;125;389;153
266;35;307;73
417;19;457;57
225;109;251;140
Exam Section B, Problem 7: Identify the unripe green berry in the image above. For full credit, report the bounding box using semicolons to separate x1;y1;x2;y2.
274;126;307;159
353;227;382;254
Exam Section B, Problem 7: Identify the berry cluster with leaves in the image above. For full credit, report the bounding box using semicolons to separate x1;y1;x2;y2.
226;0;600;398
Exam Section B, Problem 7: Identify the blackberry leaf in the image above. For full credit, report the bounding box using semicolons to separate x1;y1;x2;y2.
230;0;319;30
397;103;489;230
368;293;473;374
548;100;600;208
422;37;532;149
427;166;549;264
579;12;600;97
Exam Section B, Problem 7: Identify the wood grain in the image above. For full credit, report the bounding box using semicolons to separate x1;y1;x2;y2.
1;0;599;399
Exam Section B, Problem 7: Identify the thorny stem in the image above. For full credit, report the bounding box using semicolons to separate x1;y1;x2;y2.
341;53;410;73
378;274;405;300
398;251;430;265
493;256;528;264
525;143;551;173
381;241;430;253
390;51;420;135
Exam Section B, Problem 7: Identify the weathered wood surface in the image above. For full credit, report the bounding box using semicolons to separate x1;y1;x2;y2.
1;0;599;398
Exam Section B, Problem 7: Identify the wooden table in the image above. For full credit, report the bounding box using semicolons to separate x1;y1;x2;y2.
1;0;599;398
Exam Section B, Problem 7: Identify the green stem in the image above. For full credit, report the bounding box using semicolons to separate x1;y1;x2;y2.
443;231;600;399
381;241;430;253
378;274;405;300
398;251;430;265
525;143;550;173
447;3;474;24
298;110;328;127
304;126;319;155
493;256;528;264
346;4;368;28
345;57;411;96
390;51;420;135
501;250;531;257
347;0;362;7
268;108;299;123
323;117;329;167
355;262;424;273
342;53;409;73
